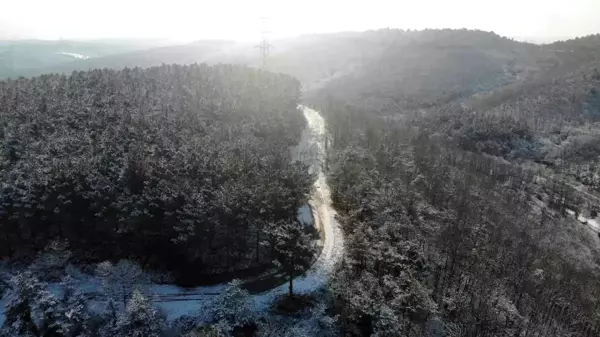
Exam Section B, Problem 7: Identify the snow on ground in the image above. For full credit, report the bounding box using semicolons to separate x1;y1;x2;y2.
0;106;343;323
0;268;227;325
565;208;600;232
151;283;226;319
58;52;90;59
588;219;600;230
579;215;600;232
298;205;313;226
0;298;4;326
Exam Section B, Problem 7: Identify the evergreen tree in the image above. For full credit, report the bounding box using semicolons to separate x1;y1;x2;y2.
372;305;405;337
1;272;64;337
55;276;90;337
2;272;43;337
114;290;165;337
97;299;118;337
29;240;72;282
96;260;150;307
35;286;61;337
265;220;316;297
209;279;254;333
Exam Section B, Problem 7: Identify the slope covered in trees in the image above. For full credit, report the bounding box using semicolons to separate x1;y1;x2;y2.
303;31;600;337
0;64;313;284
309;30;544;112
317;96;600;337
411;36;600;200
307;31;600;197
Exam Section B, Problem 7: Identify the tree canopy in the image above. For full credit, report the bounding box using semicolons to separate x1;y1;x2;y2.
0;63;312;284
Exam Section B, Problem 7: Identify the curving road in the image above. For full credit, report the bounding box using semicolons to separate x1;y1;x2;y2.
252;106;345;304
156;106;344;317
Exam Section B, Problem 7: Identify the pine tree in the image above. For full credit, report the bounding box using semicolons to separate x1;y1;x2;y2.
425;316;445;337
1;271;66;337
55;276;91;337
115;290;165;337
29;239;72;282
98;299;118;337
209;279;254;333
96;260;150;307
2;272;42;337
265;220;316;297
35;286;62;336
372;304;405;337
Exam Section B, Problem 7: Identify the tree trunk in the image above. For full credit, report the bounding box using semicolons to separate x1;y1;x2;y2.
289;251;295;297
255;228;260;263
4;231;12;257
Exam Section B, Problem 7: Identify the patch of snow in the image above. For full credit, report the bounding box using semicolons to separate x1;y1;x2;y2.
58;52;90;60
566;208;600;233
155;299;208;320
151;283;226;299
0;298;5;326
298;205;313;227
0;269;227;323
588;219;600;230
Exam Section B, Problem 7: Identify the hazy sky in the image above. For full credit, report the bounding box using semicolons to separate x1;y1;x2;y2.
1;0;599;42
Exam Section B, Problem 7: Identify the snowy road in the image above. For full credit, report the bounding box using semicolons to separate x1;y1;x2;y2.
250;106;344;305
290;105;344;293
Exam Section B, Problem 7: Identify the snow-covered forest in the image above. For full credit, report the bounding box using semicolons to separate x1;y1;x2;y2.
308;32;600;336
318;101;600;336
0;64;313;284
0;65;338;337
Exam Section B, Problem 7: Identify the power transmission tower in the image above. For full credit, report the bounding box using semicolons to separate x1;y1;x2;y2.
255;17;273;69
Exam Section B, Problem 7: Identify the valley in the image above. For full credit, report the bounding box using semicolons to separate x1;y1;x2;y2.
2;28;600;337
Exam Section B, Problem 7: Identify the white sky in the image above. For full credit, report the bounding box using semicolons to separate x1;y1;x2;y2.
1;0;599;42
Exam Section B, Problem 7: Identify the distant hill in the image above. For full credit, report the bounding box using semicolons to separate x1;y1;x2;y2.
34;29;591;112
1;30;547;96
20;32;389;89
0;39;173;78
6;31;600;123
307;29;564;113
24;30;537;95
301;30;600;123
26;40;245;76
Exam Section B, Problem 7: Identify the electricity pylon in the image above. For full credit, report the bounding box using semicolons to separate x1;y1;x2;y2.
255;17;273;69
